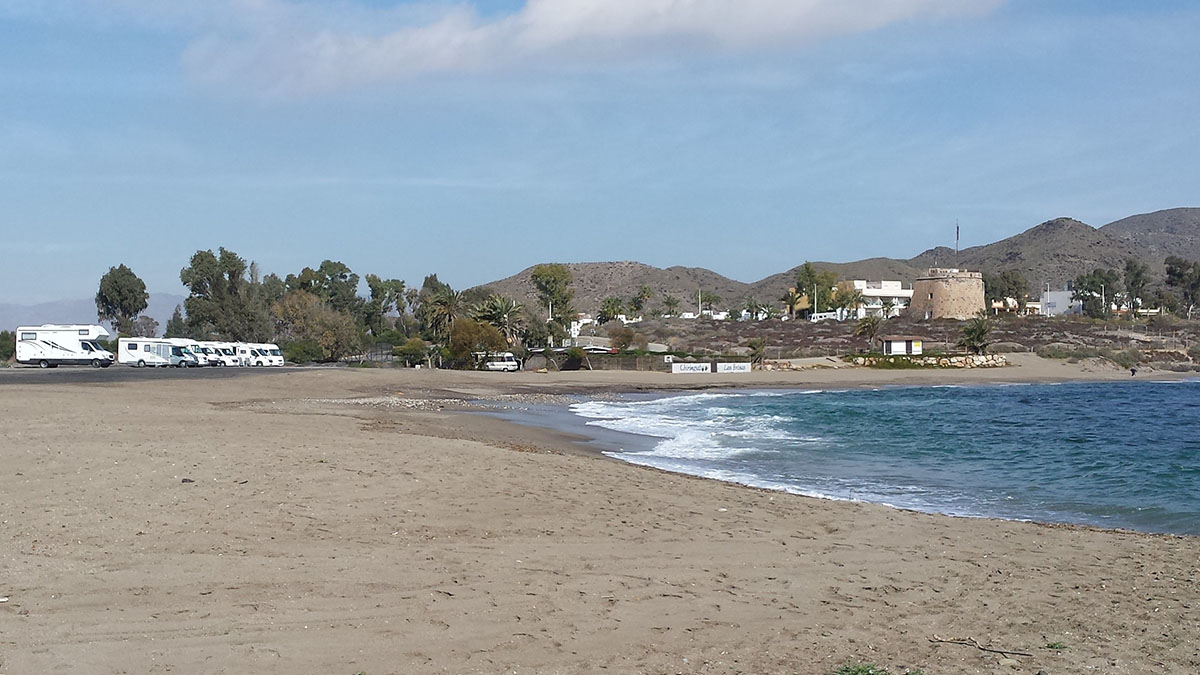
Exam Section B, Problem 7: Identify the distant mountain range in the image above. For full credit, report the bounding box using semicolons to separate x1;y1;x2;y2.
0;294;186;335
480;207;1200;312
4;208;1196;329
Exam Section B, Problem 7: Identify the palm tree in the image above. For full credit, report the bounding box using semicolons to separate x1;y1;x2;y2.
473;295;525;346
662;295;680;317
957;311;992;355
699;291;721;312
780;288;804;320
423;288;465;341
854;315;883;348
630;285;653;313
742;297;763;320
880;298;896;319
747;337;766;368
598;297;624;324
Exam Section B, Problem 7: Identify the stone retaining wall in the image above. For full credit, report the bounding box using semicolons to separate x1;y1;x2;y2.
851;354;1008;368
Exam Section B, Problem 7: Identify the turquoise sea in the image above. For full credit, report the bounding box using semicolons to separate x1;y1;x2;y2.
566;380;1200;535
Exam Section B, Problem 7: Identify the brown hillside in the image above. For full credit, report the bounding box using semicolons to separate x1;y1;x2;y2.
475;208;1193;314
1102;207;1200;262
481;262;752;316
909;217;1148;289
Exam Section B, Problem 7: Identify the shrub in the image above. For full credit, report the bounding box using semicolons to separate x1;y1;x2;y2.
1189;344;1200;362
0;330;15;361
393;337;428;367
282;340;324;364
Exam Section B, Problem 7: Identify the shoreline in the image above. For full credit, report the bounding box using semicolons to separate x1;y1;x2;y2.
470;379;1200;538
3;360;1199;673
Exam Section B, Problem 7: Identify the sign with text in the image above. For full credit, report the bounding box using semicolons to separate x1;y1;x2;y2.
716;362;752;374
671;362;712;374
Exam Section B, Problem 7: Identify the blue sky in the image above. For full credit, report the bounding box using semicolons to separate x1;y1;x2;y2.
2;0;1198;302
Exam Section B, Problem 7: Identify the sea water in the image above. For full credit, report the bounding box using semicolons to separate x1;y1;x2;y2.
569;380;1200;535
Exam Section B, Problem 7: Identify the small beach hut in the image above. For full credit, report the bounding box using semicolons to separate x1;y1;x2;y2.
878;335;924;356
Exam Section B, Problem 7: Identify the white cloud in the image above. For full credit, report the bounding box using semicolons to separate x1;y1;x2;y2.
176;0;1005;96
3;0;1004;95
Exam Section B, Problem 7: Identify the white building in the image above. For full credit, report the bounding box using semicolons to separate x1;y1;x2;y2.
849;280;913;319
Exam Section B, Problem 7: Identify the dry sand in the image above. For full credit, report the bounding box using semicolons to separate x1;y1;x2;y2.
1;358;1198;674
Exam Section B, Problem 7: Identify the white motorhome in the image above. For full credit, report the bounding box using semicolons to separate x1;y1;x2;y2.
202;341;241;367
15;324;115;368
167;338;217;366
245;342;284;367
259;343;284;366
118;338;199;367
474;351;520;372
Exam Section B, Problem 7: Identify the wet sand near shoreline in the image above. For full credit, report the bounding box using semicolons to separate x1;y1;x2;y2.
1;359;1197;674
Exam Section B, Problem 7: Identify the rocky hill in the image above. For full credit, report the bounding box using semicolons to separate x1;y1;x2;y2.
475;208;1200;314
1101;207;1200;262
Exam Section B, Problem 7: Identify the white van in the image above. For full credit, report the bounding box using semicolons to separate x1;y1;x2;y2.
475;351;520;372
15;324;115;368
202;341;241;367
118;338;199;367
167;338;217;367
252;343;285;367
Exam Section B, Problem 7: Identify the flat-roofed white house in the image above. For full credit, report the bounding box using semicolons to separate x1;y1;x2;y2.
850;280;914;319
878;335;924;356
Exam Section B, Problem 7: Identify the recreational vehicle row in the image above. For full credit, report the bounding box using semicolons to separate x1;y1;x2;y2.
117;338;284;367
13;325;284;368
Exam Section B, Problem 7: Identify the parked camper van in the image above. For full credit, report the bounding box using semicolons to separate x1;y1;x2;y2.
242;343;283;367
167;338;217;366
475;351;520;372
202;341;241;366
118;338;199;367
15;324;114;368
258;343;284;366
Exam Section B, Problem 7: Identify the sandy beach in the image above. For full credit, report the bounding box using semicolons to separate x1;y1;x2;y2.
1;357;1198;674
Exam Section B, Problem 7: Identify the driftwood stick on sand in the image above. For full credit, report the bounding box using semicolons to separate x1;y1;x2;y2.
928;635;1033;658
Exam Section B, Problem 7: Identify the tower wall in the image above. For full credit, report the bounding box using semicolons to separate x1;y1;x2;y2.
908;268;985;320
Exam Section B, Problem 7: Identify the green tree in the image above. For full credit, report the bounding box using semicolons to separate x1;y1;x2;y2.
393;337;429;367
530;263;575;330
630;285;653;313
1123;259;1149;316
130;315;159;338
662;294;681;317
598;296;624;324
363;274;406;336
1165;256;1200;320
880;298;896;319
854;315;883;346
0;330;14;362
164;305;187;338
422;287;466;341
180;248;273;341
699;290;721;312
832;283;864;319
957;311;992;355
794;262;837;315
984;270;1031;313
95;264;149;335
285;260;362;316
742;297;764;320
447;318;507;367
780;287;805;319
746;337;766;368
272;290;363;361
472;294;525;346
1072;268;1122;318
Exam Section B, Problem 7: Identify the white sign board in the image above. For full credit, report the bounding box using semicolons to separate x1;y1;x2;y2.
671;362;712;374
716;362;752;374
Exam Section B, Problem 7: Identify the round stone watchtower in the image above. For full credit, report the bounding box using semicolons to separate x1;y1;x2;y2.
908;268;985;320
